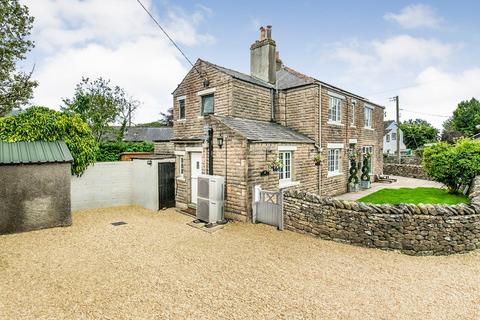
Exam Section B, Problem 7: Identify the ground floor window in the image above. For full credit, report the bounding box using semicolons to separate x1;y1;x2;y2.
362;146;374;174
328;149;341;175
279;151;292;181
178;156;184;177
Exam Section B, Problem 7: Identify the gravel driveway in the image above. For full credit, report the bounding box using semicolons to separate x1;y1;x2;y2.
1;206;479;319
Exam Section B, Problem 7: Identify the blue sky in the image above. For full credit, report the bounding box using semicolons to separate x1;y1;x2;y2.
22;0;480;128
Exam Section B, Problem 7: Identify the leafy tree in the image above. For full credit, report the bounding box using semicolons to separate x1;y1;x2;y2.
445;98;480;136
0;0;38;116
0;106;97;175
160;107;173;126
62;77;139;142
400;119;438;150
423;139;480;193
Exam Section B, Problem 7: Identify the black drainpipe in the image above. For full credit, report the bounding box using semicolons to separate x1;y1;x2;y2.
208;127;214;175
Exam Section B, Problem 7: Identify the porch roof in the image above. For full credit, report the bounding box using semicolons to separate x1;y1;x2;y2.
216;116;315;144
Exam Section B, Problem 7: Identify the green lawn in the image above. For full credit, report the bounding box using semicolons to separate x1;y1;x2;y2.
358;187;470;205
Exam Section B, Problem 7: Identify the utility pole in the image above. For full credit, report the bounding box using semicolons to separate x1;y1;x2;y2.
395;96;400;164
389;96;401;164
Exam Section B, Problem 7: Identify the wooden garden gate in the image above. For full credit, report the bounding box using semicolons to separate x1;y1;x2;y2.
252;185;284;230
158;162;175;209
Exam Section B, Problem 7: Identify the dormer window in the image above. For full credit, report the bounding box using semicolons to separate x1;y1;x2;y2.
201;94;214;115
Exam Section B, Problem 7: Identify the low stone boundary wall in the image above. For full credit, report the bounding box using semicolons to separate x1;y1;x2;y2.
283;177;480;255
383;163;428;180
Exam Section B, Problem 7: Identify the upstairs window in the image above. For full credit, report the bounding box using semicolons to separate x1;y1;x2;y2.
364;106;373;128
351;100;356;126
391;132;397;140
386;134;390;142
179;99;185;119
278;151;292;181
201;94;214;115
328;96;342;123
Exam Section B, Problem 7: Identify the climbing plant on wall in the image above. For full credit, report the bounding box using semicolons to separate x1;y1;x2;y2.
0;106;97;175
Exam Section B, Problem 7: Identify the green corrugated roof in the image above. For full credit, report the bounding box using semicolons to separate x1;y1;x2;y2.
0;141;73;165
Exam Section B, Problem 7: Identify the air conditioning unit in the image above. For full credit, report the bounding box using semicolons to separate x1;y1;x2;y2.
196;174;225;224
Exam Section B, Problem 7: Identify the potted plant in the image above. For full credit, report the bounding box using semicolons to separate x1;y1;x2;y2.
268;159;283;172
348;151;360;192
313;153;323;166
360;153;371;189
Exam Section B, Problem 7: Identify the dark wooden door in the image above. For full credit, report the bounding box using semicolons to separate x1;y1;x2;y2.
158;162;175;209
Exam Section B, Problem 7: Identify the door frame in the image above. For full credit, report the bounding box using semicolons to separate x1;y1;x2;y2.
190;151;202;205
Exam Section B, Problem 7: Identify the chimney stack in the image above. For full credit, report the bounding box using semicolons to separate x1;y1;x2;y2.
250;25;276;84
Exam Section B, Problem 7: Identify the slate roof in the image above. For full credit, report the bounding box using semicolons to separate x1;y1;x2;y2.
216;116;315;143
276;67;316;90
383;120;395;131
101;127;174;142
204;60;275;89
0;140;73;165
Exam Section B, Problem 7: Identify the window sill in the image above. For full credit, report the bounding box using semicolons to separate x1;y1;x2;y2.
364;127;374;131
176;119;186;122
328;121;344;126
350;125;356;128
279;180;300;189
177;176;185;181
327;172;343;178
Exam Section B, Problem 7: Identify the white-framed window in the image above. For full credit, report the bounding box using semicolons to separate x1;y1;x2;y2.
278;151;292;181
201;94;214;115
351;100;356;126
178;99;185;119
391;132;397;140
362;146;374;175
328;149;341;175
386;134;390;142
364;106;373;128
179;156;184;177
328;96;342;123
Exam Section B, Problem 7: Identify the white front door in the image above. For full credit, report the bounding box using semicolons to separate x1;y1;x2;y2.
190;152;202;204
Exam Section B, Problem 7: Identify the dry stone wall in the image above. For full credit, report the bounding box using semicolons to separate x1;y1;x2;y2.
383;163;428;180
283;176;480;255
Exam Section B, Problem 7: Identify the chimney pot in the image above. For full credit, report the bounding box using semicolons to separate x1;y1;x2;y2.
266;25;272;39
260;26;266;40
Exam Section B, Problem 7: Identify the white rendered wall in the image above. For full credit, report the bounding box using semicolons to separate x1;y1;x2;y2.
71;159;174;211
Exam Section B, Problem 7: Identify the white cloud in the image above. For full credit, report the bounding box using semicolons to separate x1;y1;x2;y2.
321;34;476;129
395;67;480;129
384;4;443;29
22;0;215;123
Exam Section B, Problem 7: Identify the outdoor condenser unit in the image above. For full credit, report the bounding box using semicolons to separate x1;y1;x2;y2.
196;174;225;224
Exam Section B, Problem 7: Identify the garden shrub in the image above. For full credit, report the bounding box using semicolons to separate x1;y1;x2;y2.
423;139;480;193
96;141;154;162
0;106;97;176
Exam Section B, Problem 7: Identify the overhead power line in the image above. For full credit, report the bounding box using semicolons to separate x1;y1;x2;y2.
399;108;450;118
135;0;206;81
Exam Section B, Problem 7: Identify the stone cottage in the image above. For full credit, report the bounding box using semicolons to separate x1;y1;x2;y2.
172;26;384;221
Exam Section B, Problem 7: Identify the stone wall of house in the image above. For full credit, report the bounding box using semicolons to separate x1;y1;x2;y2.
246;142;317;219
319;86;384;196
283;176;480;255
173;60;233;140
383;164;428;180
231;79;272;122
154;141;174;155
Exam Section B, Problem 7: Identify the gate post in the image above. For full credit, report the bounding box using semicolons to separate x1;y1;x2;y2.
278;190;284;231
252;185;261;223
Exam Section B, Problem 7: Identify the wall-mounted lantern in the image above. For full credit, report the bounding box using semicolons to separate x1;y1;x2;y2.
147;160;152;165
217;134;224;148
